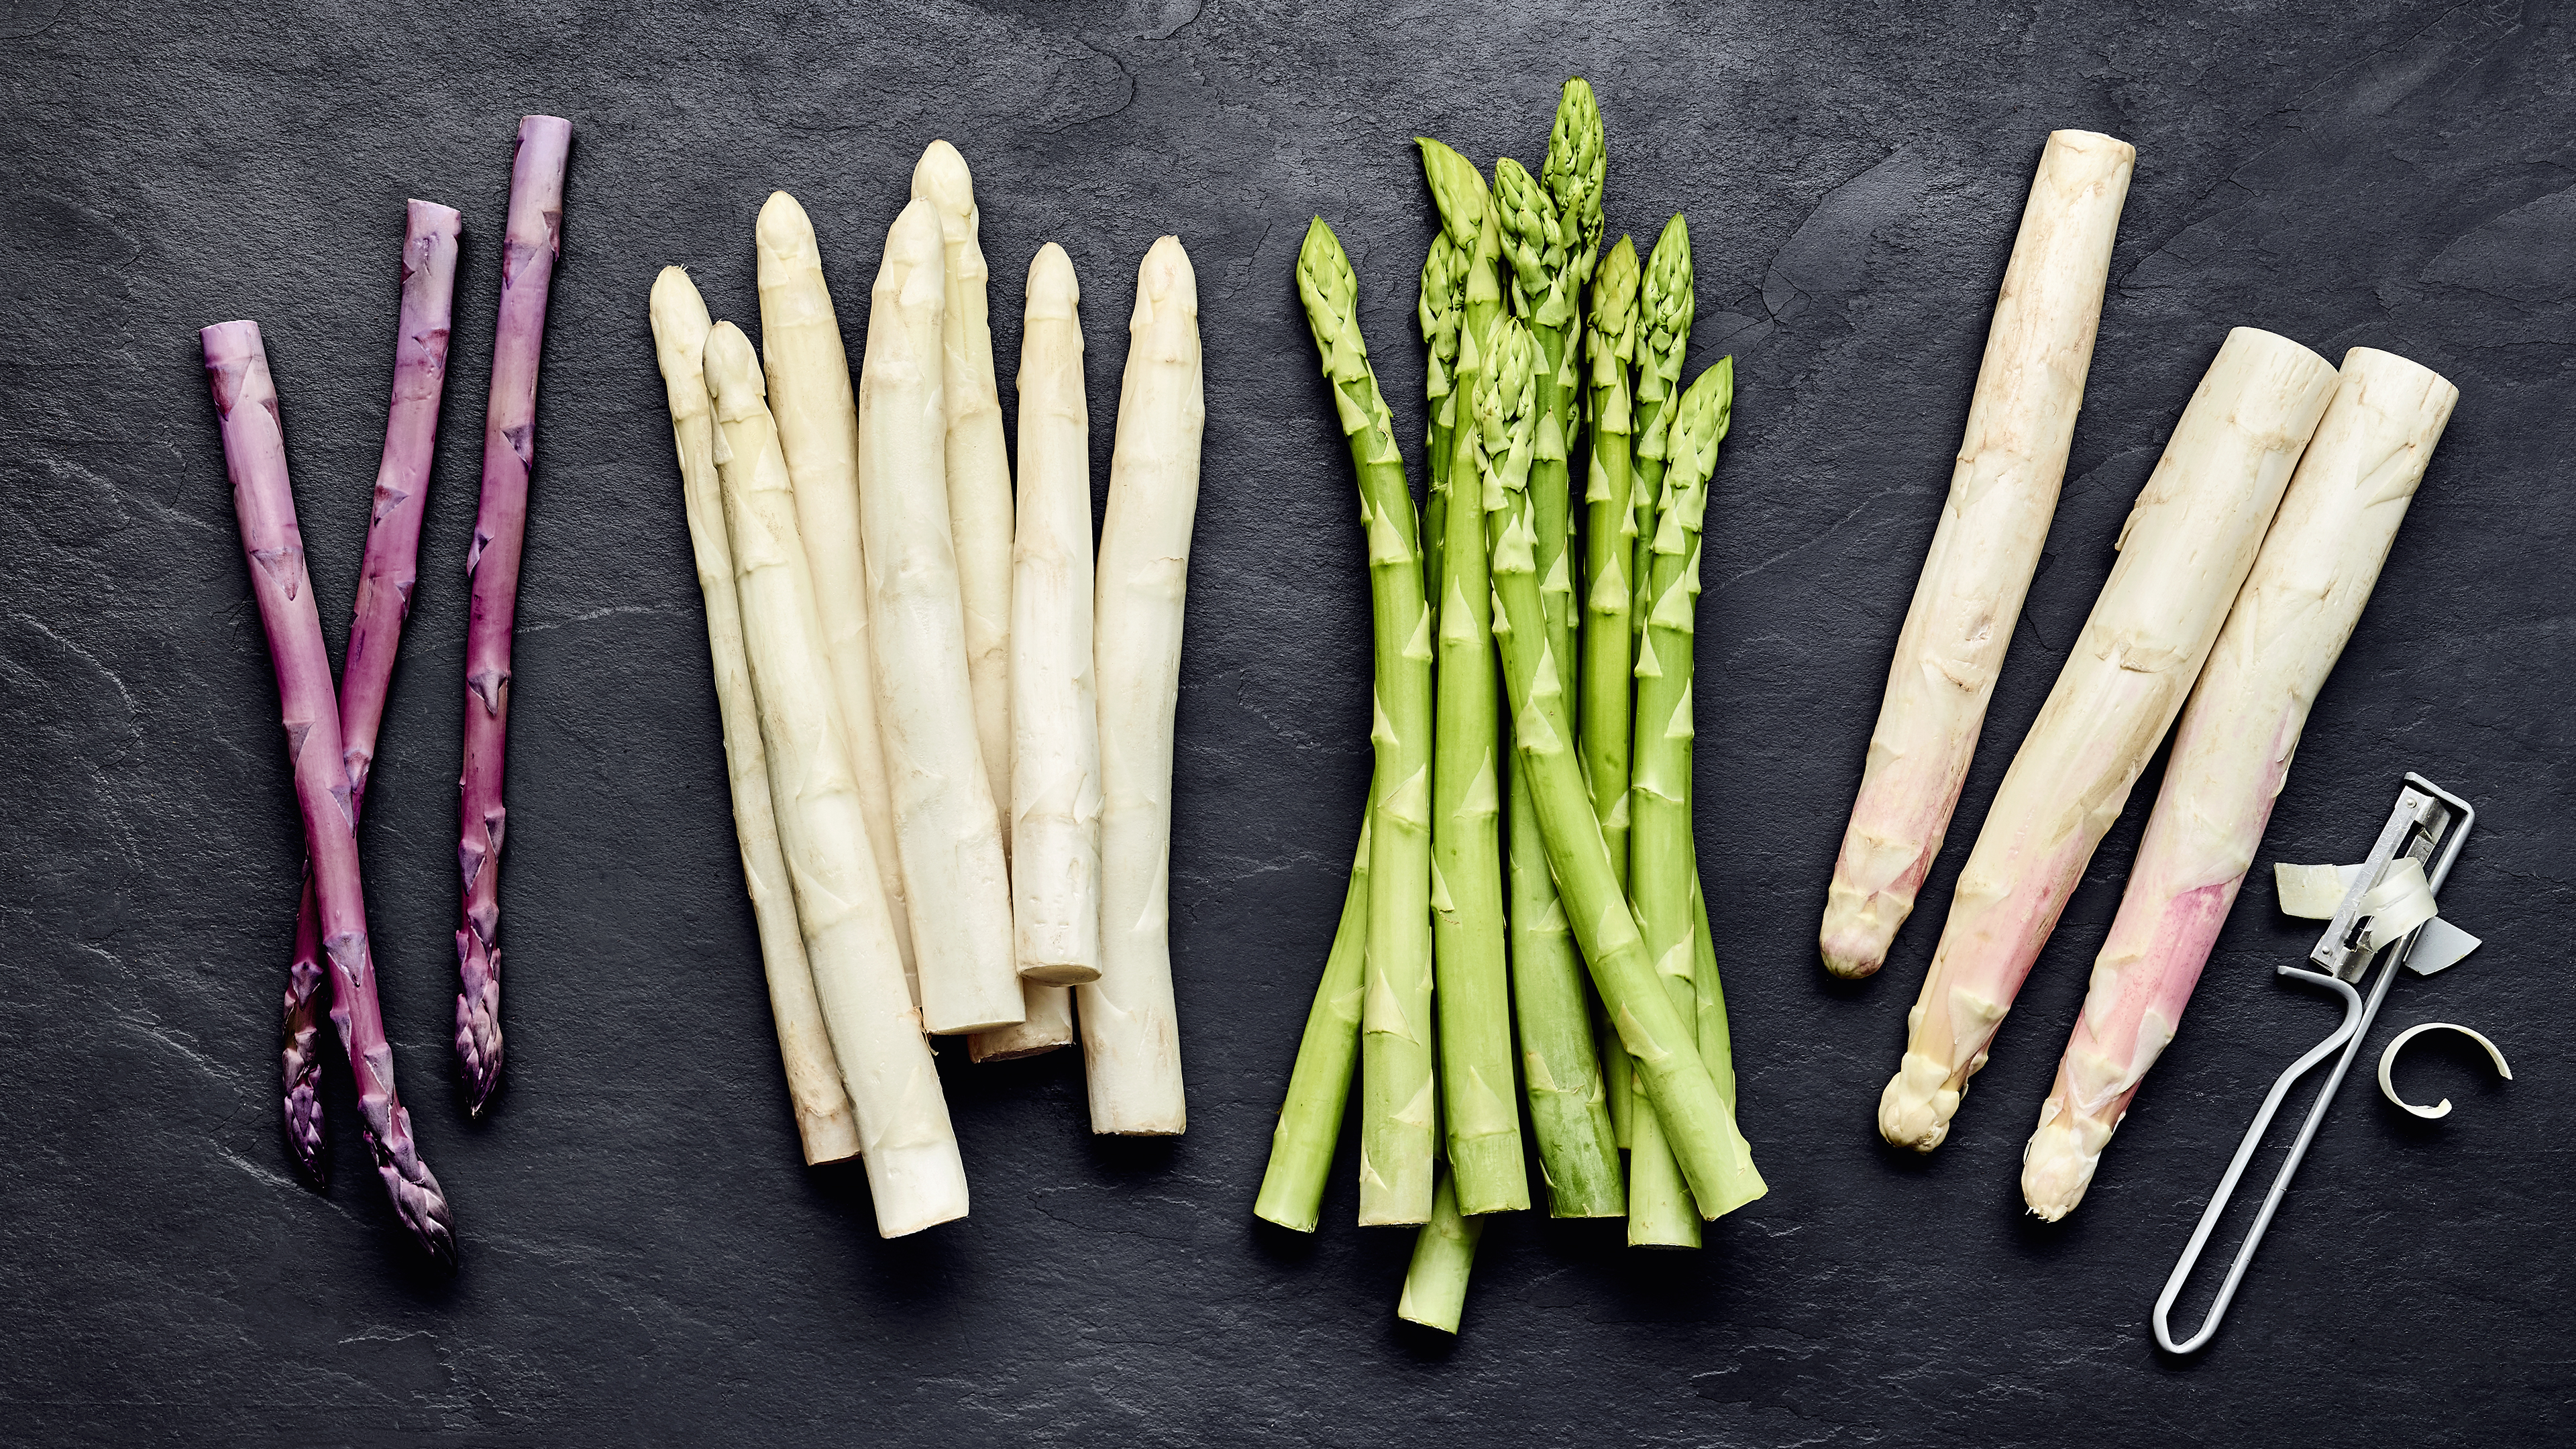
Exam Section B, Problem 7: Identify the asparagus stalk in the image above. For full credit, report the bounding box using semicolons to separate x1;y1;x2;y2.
1627;362;1764;1242
650;269;861;1165
1402;207;1527;1218
1483;313;1744;1217
1578;236;1641;890
1253;811;1372;1232
1629;214;1692;651
1419;138;1487;621
913;142;1017;855
1541;76;1606;676
1880;327;2339;1151
1395;1167;1485;1335
454;114;571;1114
1691;862;1752;1147
1293;218;1433;1217
1821;130;2136;981
1004;242;1101;987
205;320;455;1263
755;191;916;1004
280;200;461;1183
705;321;969;1234
2023;348;2455;1217
968;986;1073;1063
1493;157;1580;679
1081;235;1204;1135
858;199;1022;1036
1478;307;1623;1220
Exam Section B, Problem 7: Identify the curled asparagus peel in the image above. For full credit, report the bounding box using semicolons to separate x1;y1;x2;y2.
706;320;969;1234
455;115;571;1114
755;192;916;1007
1483;314;1743;1219
1469;290;1621;1218
1880;327;2338;1151
1627;362;1766;1242
282;199;461;1184
1821;130;2134;980
2021;348;2455;1217
1253;811;1372;1232
1081;236;1203;1134
1295;217;1433;1218
649;268;860;1165
207;321;455;1265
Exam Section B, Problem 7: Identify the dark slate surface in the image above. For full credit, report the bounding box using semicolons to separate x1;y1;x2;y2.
4;1;2570;1443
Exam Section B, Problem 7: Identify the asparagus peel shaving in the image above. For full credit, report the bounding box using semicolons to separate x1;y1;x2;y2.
1296;217;1435;1221
1627;362;1764;1240
282;199;461;1182
755;191;917;1006
454;115;571;1114
1081;235;1203;1134
649;269;860;1163
706;319;969;1234
206;320;455;1264
1483;313;1742;1218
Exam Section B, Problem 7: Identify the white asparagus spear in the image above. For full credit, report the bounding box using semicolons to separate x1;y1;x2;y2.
649;269;861;1166
859;199;1024;1036
1879;326;2339;1150
1821;131;2135;979
704;320;968;1235
914;141;1017;853
755;192;918;1006
1006;242;1102;985
969;985;1073;1063
2022;348;2457;1216
1079;236;1204;1134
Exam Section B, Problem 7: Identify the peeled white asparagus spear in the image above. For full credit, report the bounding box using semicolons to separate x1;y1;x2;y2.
1079;236;1204;1134
2022;348;2457;1216
1821;130;2135;979
1879;326;2339;1151
756;192;916;1006
914;141;1016;852
1006;242;1103;986
859;198;1024;1036
704;320;967;1235
650;268;860;1165
968;985;1074;1063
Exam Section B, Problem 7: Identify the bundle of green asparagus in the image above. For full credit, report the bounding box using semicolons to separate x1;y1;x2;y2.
1258;78;1765;1334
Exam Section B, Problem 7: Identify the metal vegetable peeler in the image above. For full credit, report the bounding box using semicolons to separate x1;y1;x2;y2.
2151;773;2475;1354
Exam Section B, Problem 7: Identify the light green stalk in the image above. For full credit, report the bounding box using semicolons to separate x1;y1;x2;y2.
1494;158;1580;685
1693;859;1759;1193
1626;361;1760;1242
1297;218;1437;1226
1580;237;1642;885
1419;138;1489;626
1542;74;1606;681
1483;315;1741;1220
1395;1167;1484;1334
1631;215;1693;647
1253;810;1373;1231
1425;201;1527;1218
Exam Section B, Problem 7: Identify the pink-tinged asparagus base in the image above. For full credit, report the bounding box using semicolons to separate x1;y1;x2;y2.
1879;327;2339;1151
282;199;462;1183
207;320;455;1264
1820;130;2134;979
2022;347;2457;1217
455;115;570;1114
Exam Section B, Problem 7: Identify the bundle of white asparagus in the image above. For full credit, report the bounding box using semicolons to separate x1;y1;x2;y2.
647;146;1204;1236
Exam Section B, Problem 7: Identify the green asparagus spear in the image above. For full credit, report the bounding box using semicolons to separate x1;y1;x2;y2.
1297;218;1438;1226
1419;138;1489;628
1627;361;1761;1242
1426;195;1529;1217
1482;313;1743;1219
1395;1167;1485;1334
1254;810;1373;1231
1474;315;1622;1218
1541;78;1607;673
1493;157;1580;684
1694;853;1759;1195
1631;215;1693;649
1580;237;1642;885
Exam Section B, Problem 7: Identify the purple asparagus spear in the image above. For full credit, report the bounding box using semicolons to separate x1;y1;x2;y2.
455;115;571;1114
206;320;458;1265
281;200;462;1184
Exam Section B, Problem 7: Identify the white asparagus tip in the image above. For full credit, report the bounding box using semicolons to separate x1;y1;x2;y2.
1877;1051;1957;1151
702;320;765;408
650;264;708;324
755;189;818;255
1137;235;1197;313
912;138;976;218
881;197;945;293
1027;241;1078;315
2019;1097;2109;1221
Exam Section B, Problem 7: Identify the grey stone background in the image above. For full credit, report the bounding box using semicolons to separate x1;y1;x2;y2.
4;1;2569;1444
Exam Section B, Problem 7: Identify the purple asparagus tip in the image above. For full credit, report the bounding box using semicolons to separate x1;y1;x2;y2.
361;1092;459;1268
455;955;504;1116
282;959;329;1185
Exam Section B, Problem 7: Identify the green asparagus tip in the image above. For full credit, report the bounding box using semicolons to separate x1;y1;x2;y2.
1543;78;1607;279
1294;217;1363;360
1671;358;1735;472
1493;158;1569;323
1591;235;1641;343
1417;137;1490;250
